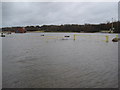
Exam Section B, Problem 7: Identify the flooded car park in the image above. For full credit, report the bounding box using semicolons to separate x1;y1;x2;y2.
2;32;118;88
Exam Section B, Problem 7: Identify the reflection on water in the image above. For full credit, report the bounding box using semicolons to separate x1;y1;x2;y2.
2;33;118;88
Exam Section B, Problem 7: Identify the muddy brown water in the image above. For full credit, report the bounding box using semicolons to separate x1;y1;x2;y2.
2;33;118;88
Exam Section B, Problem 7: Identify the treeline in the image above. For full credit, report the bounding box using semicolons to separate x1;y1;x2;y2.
2;21;120;33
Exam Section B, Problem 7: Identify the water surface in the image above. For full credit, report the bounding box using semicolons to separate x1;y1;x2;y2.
2;33;118;88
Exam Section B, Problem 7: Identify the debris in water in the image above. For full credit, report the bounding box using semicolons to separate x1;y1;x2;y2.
1;33;5;37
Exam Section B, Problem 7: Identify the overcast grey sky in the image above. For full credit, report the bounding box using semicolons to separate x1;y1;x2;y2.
2;2;118;27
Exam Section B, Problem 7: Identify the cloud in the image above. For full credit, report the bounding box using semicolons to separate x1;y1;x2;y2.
2;2;118;27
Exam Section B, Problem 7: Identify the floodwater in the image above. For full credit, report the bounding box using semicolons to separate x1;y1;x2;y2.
2;32;118;88
0;37;2;89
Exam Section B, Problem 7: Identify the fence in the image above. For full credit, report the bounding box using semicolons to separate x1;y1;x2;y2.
73;34;118;42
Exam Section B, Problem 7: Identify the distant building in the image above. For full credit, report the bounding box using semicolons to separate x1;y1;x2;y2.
15;27;26;33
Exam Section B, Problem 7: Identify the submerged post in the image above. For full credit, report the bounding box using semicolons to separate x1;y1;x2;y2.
116;34;118;38
106;35;109;42
74;34;76;40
